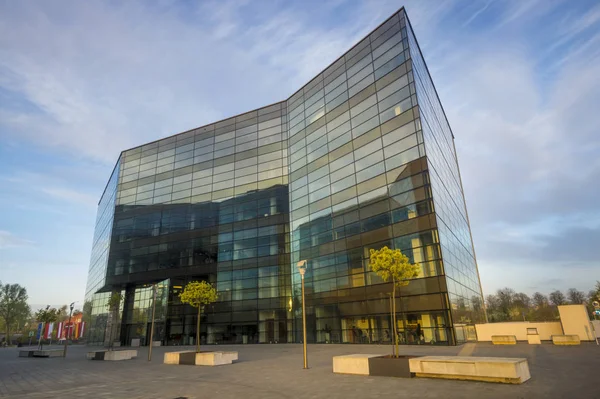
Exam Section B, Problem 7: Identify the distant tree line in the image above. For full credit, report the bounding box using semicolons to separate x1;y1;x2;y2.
485;281;600;322
0;280;82;346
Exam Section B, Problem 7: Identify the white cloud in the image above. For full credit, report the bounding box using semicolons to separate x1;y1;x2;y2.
0;231;33;249
0;0;598;299
423;1;600;294
39;187;97;208
1;170;99;208
0;0;393;164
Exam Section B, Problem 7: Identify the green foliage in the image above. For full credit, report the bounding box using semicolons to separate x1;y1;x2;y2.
179;281;218;353
369;246;419;286
567;288;585;304
35;307;59;323
0;282;30;344
549;290;566;306
179;281;218;309
369;246;418;357
591;281;600;302
486;287;599;322
532;292;549;308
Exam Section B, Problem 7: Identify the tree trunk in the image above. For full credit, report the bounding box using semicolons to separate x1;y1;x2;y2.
38;322;44;350
196;306;201;353
400;287;408;345
393;278;398;358
389;294;394;356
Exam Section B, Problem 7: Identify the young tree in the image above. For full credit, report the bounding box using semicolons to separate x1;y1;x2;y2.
179;281;218;353
567;288;585;304
0;282;29;346
106;292;123;351
549;290;566;307
35;306;59;349
56;304;69;322
369;246;419;357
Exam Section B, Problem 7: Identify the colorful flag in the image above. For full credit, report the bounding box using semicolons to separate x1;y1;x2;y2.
56;322;63;339
46;322;54;339
36;322;43;340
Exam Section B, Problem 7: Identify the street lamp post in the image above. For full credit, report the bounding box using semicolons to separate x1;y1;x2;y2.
63;302;75;357
148;283;157;361
297;260;308;369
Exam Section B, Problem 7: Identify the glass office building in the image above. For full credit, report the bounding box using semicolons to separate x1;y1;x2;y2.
84;7;485;347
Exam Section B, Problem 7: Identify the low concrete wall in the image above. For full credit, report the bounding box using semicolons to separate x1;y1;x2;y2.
476;322;562;341
552;335;580;345
409;356;530;384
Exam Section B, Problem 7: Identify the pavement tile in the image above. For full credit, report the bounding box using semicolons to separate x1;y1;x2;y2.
0;342;597;398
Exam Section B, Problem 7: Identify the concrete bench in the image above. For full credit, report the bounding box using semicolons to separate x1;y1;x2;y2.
87;349;138;361
332;354;381;375
409;356;530;384
491;335;517;345
19;349;64;358
164;351;238;366
333;354;414;378
552;335;580;345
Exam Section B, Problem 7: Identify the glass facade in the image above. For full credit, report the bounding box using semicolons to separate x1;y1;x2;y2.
84;7;483;346
405;17;486;334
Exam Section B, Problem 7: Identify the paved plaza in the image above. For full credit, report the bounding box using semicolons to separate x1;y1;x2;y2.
0;342;597;398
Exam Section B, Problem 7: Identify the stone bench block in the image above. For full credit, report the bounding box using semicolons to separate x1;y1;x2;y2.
164;351;190;365
409;356;530;384
552;335;580;345
491;335;517;345
164;351;238;366
19;350;64;358
332;354;381;375
87;350;137;361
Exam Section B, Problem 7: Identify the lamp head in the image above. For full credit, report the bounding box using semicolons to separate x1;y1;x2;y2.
296;260;307;276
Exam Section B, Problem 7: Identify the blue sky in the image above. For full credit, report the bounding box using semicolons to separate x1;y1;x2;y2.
1;0;599;307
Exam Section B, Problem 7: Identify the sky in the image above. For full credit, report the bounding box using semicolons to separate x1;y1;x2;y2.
0;0;599;307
